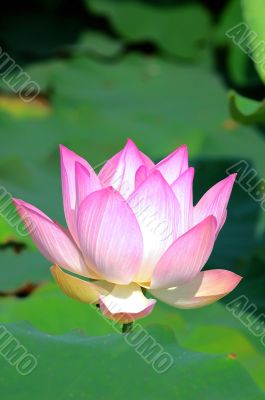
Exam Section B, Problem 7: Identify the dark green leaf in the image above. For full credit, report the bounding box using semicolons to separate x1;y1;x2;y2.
0;321;263;399
229;91;265;124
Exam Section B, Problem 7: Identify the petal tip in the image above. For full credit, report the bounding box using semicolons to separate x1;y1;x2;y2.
229;173;237;186
59;143;69;156
60;144;79;164
179;143;188;151
126;137;136;147
228;272;242;290
12;198;21;207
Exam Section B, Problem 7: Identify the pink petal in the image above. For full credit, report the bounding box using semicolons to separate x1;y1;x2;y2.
171;167;194;235
75;162;101;211
135;165;149;189
151;216;217;289
193;174;236;232
99;283;156;323
150;269;242;308
60;145;100;243
13;199;89;276
77;188;143;284
128;170;181;283
98;139;154;198
155;145;188;185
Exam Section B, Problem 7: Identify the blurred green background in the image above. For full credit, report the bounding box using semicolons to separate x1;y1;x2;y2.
1;0;265;398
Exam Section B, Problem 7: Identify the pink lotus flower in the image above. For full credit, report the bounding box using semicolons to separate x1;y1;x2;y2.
14;140;241;324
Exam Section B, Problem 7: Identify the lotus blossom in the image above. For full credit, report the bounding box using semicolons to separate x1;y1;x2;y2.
13;140;241;325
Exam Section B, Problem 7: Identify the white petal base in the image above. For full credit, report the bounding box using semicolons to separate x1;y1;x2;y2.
99;283;156;323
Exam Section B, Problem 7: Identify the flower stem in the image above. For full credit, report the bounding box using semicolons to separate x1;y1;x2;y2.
122;322;134;334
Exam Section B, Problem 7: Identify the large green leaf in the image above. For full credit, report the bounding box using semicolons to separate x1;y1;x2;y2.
0;249;50;292
1;282;265;392
179;316;265;392
23;55;265;179
86;0;211;59
71;31;124;58
215;0;251;86
229;91;265;124
0;321;264;399
0;283;114;336
241;0;265;83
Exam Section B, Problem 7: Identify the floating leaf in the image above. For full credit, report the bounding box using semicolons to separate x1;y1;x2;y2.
229;91;265;124
0;321;264;399
241;0;265;83
0;249;50;292
86;0;211;59
0;96;50;118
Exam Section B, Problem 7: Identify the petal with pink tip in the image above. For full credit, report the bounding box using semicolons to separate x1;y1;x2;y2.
13;199;88;276
51;265;113;304
77;188;143;284
155;145;188;185
99;283;156;323
128;170;180;283
171;167;194;235
60;145;100;243
98;139;154;198
151;216;217;289
193;174;236;232
75;162;99;211
135;165;149;189
150;269;242;308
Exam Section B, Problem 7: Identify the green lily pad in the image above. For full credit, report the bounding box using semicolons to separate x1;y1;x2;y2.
71;31;124;58
85;0;211;59
241;0;265;83
24;55;265;179
215;0;253;86
229;91;265;124
0;321;264;399
0;296;264;400
1;281;265;394
0;249;50;292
